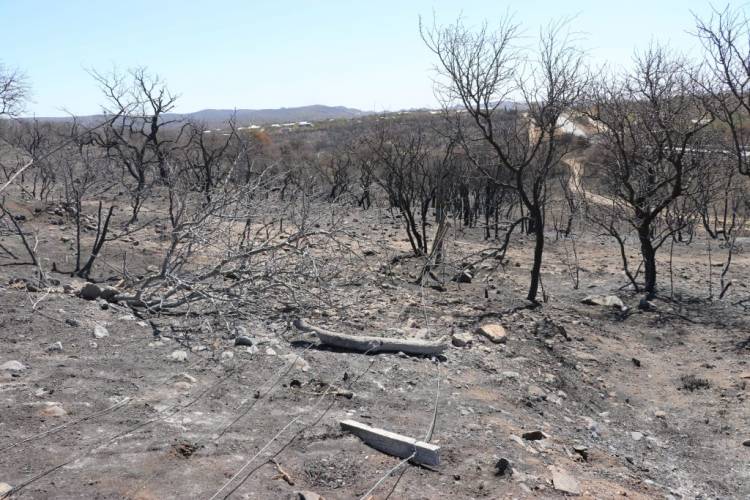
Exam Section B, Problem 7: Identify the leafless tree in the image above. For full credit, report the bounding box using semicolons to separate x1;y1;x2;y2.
585;46;714;298
91;67;180;223
422;16;586;302
694;5;750;177
0;63;28;117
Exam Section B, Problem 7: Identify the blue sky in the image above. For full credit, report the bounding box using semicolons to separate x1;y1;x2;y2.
2;0;744;116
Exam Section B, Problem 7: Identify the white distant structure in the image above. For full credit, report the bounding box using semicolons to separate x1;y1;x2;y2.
298;121;313;127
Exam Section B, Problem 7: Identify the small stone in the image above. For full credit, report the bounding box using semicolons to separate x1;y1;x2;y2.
39;403;67;417
522;430;546;441
527;385;547;401
234;335;255;346
654;411;666;419
89;341;98;349
221;351;234;361
47;342;63;352
742;439;750;447
451;332;473;347
476;324;507;344
502;371;520;380
173;373;197;384
173;381;192;391
93;324;109;339
280;353;310;372
494;457;512;476
170;350;188;362
65;318;80;327
581;294;627;311
265;347;277;356
80;282;101;300
550;466;581;495
0;360;26;372
573;445;589;461
631;431;644;441
99;286;119;302
247;345;259;355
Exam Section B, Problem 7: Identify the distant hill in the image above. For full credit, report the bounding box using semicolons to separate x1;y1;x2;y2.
180;105;366;125
28;105;368;127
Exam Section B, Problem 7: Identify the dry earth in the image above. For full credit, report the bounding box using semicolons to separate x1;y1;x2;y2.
1;201;749;499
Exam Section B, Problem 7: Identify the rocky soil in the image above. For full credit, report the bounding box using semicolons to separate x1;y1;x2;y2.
1;202;749;499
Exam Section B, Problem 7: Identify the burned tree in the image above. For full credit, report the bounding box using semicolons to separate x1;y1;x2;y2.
422;17;586;302
586;46;714;298
91;67;179;223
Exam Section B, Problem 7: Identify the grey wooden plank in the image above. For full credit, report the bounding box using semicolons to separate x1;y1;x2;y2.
340;419;440;466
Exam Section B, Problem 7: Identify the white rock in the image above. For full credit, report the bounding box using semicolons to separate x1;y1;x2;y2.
476;324;507;343
221;351;234;361
581;295;627;311
170;350;188;362
0;360;27;372
246;345;259;355
39;402;67;417
47;342;63;352
0;483;12;495
631;431;644;441
280;353;310;372
265;347;277;356
550;466;581;495
93;324;109;339
173;373;197;384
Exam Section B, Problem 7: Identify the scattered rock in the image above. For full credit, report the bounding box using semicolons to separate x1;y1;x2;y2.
0;360;26;372
476;324;507;344
280;353;310;372
630;431;644;441
170;350;188;362
234;335;255;346
527;385;547;401
549;466;581;495
0;483;12;495
99;286;119;302
93;324;109;339
65;318;80;327
39;403;67;417
502;371;520;380
265;347;277;356
631;357;641;367
80;282;101;300
451;332;473;347
221;351;234;361
173;373;197;384
573;445;589;461
654;410;666;419
581;294;627;311
534;318;570;340
743;439;750;447
47;342;63;352
522;430;546;441
494;458;512;477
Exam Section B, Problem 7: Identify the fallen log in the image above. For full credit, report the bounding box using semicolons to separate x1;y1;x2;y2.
292;319;448;355
340;419;440;466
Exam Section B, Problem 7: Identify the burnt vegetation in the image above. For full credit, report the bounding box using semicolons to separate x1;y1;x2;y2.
0;7;749;500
